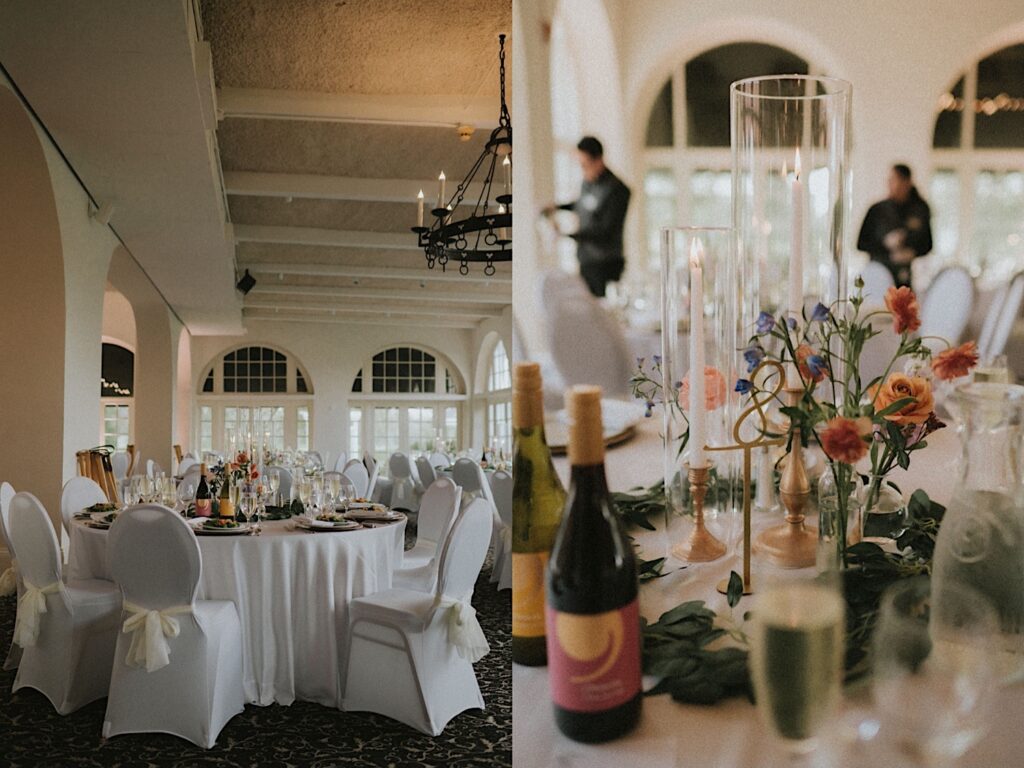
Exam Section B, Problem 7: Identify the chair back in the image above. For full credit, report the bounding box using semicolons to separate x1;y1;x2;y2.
60;476;107;534
417;478;461;545
490;470;513;527
342;460;370;498
367;459;380;498
415;456;437;486
452;458;494;505
306;451;324;469
7;493;63;589
920;266;974;345
859;261;895;306
109;505;200;610
389;452;415;482
429;452;450;469
541;271;633;398
265;465;292;501
177;457;198;476
110;451;130;481
146;459;164;479
333;451;349;473
435;498;492;601
982;272;1024;360
0;481;16;559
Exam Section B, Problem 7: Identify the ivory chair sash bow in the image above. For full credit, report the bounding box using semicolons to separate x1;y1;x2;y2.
121;601;193;673
436;593;489;663
13;579;61;647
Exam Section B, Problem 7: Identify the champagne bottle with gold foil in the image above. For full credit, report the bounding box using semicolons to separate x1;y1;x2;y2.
546;386;641;742
512;362;566;666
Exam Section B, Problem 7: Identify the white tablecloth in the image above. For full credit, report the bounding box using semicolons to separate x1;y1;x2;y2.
513;418;1024;767
68;516;406;708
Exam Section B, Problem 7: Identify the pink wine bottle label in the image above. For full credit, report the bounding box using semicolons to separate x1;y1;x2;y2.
546;599;641;712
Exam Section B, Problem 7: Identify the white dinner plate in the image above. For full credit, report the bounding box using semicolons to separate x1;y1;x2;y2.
545;398;644;455
297;518;362;532
192;522;252;535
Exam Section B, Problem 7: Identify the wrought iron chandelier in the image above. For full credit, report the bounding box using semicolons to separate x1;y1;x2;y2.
412;34;511;276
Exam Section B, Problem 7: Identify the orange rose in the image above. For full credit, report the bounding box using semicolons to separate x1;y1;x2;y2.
820;416;872;464
679;366;729;412
932;341;979;381
884;286;921;335
870;373;934;425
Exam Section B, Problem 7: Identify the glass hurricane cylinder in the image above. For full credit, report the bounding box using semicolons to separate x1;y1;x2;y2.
660;227;740;560
731;75;852;334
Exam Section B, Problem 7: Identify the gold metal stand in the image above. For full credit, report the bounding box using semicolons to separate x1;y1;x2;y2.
671;463;727;562
753;385;817;568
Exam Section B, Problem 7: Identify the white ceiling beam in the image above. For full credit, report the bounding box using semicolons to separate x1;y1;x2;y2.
234;224;416;250
223;171;485;204
218;88;498;129
249;283;510;305
242;262;510;285
243;309;478;330
243;299;501;319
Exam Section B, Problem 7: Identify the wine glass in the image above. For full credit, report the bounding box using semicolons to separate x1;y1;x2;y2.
239;481;256;533
337;477;355;513
750;571;846;760
872;577;998;766
124;476;140;507
161;477;177;510
297;477;313;516
327;473;342;509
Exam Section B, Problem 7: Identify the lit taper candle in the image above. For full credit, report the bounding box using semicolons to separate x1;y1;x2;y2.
416;189;424;227
437;171;446;210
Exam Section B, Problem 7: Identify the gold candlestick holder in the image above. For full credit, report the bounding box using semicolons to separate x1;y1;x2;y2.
671;462;727;563
753;384;817;568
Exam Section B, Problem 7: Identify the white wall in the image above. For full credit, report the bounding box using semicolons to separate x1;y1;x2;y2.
102;287;137;349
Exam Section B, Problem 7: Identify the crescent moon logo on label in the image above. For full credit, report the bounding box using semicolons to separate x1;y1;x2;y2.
555;611;624;684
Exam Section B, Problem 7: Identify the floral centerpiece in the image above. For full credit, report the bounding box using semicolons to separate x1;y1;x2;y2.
735;280;978;566
208;451;260;498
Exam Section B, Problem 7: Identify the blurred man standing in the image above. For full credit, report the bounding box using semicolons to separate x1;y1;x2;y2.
544;136;631;297
857;164;933;289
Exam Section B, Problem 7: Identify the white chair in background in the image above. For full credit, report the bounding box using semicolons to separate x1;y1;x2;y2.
59;476;107;536
344;497;492;735
452;458;495;508
429;451;451;469
307;451;324;469
367;455;389;505
342;459;370;499
333;451;349;473
1;481;21;670
415;456;437;487
177;457;198;476
920;266;974;349
978;271;1024;362
488;470;513;591
103;505;244;748
394;478;462;588
859;260;895;306
389;453;423;513
265;465;292;503
8;492;120;714
110;452;130;482
145;459;164;479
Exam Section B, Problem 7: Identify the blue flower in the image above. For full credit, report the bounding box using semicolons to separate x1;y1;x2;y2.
755;311;775;335
806;354;828;378
636;357;645;368
652;354;662;366
644;400;655;418
787;317;798;330
743;345;765;373
810;302;830;323
735;379;753;394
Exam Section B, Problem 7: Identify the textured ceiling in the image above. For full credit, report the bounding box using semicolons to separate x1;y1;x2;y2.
201;0;511;96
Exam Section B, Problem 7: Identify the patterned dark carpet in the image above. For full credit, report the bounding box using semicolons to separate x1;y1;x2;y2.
0;552;511;766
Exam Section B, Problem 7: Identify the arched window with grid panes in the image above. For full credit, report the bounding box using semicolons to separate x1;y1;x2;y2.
929;43;1024;286
195;344;314;456
348;345;466;466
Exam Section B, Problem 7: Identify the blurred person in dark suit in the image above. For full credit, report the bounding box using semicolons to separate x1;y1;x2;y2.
857;163;933;289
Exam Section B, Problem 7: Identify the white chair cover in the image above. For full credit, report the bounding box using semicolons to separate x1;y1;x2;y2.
1;482;22;670
859;260;895;306
333;451;349;473
8;492;120;714
541;271;634;398
146;459;164;478
429;451;451;469
103;505;244;748
388;452;422;513
344;497;492;735
920;266;974;348
177;457;198;476
452;458;495;507
110;452;130;482
60;476;107;536
342;459;370;499
488;470;513;591
306;451;324;468
366;455;381;500
415;456;437;487
393;478;462;591
265;465;292;503
979;272;1024;361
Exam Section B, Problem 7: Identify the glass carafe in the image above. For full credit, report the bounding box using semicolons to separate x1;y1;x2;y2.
933;382;1024;679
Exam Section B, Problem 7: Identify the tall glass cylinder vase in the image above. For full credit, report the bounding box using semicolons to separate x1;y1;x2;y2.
732;75;852;340
661;227;739;563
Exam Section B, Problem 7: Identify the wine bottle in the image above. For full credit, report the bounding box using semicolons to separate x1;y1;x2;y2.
512;362;567;666
218;476;235;519
195;463;212;517
546;386;641;742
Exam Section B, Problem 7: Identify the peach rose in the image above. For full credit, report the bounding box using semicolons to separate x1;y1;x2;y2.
884;286;921;335
932;341;979;381
679;366;729;412
870;373;934;425
820;416;872;464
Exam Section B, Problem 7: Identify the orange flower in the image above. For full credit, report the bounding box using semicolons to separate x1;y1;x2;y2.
870;373;934;425
796;344;827;383
932;341;979;381
820;416;872;464
679;366;729;412
884;286;921;335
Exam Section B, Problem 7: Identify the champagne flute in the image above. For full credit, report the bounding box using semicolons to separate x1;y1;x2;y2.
750;572;845;758
267;470;281;506
240;481;256;533
229;478;241;512
162;477;177;509
327;473;341;509
297;477;312;517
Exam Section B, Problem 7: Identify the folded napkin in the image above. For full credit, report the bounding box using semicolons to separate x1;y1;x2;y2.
437;593;489;663
0;559;16;597
13;579;61;647
122;601;192;672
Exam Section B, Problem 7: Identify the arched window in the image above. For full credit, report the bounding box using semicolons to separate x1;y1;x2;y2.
930;43;1024;285
348;346;465;465
641;43;812;279
485;340;512;449
100;342;134;450
196;345;314;455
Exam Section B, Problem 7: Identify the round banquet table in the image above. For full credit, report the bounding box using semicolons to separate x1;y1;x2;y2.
68;515;406;708
513;417;1024;768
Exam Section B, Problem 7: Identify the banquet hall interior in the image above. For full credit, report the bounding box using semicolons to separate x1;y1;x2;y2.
513;1;1024;767
0;1;512;765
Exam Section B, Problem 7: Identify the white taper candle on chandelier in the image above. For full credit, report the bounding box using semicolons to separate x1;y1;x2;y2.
498;203;507;240
416;189;424;227
502;155;511;197
689;237;708;469
437;171;446;210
